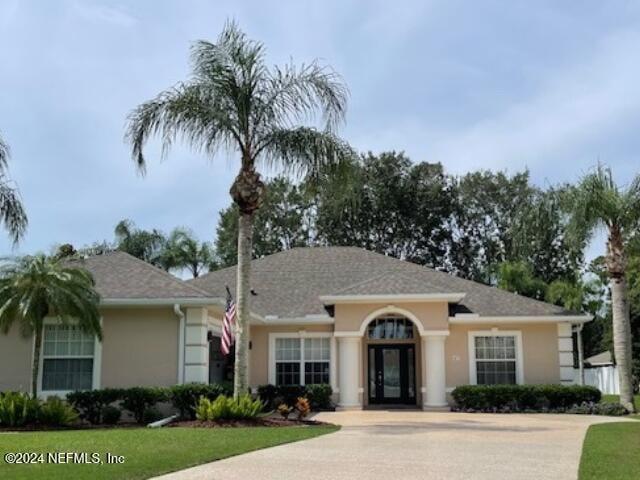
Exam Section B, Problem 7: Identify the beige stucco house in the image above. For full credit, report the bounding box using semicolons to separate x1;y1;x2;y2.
0;247;590;409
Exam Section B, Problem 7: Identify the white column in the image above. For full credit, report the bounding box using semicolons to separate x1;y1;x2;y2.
330;336;338;393
184;307;209;383
558;323;575;384
423;333;448;409
337;336;361;409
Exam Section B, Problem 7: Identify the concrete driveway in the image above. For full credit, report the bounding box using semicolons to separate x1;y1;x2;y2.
154;411;628;480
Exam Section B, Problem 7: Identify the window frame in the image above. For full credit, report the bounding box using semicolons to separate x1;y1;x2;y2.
467;330;524;385
37;318;102;398
268;332;334;387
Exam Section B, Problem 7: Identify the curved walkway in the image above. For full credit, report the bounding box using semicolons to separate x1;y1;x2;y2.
154;411;629;480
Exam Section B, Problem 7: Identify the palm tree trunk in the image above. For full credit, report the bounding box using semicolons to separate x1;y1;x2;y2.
233;212;253;399
31;326;43;398
611;275;636;412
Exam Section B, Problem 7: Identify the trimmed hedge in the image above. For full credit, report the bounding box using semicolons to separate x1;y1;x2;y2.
451;384;602;412
257;384;334;411
168;383;233;420
67;388;122;424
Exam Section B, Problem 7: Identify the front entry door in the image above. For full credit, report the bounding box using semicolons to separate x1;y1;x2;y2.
368;345;416;405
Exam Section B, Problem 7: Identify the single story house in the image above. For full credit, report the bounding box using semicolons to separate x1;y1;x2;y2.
0;247;590;409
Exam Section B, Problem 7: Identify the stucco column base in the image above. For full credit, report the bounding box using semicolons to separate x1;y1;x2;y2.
336;405;364;411
422;404;450;412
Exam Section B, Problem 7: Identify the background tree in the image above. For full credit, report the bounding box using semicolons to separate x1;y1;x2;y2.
114;219;167;268
162;228;214;278
0;255;102;396
215;177;310;267
0;132;27;243
566;165;639;412
495;261;547;300
126;22;353;397
315;152;455;268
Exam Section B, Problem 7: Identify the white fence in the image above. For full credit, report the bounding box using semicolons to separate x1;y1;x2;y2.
575;366;619;395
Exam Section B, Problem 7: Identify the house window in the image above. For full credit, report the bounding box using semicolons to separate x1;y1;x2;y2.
367;316;414;340
41;324;95;392
274;337;330;386
472;334;519;385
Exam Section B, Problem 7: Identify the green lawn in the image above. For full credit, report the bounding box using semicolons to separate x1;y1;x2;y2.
579;422;640;480
601;394;640;419
0;425;339;480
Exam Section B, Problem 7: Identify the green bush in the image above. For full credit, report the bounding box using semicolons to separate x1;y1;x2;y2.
120;387;167;424
257;384;333;411
195;394;263;421
305;384;333;411
451;384;602;412
66;388;122;424
38;397;78;427
0;392;40;427
142;406;163;424
168;383;232;420
567;401;629;416
101;405;121;425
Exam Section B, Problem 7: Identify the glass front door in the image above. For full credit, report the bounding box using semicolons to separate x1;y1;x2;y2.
368;344;416;405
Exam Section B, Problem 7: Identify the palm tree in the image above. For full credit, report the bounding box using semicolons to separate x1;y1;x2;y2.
162;228;213;278
567;165;640;412
114;219;167;267
0;255;102;397
125;21;352;397
0;132;28;243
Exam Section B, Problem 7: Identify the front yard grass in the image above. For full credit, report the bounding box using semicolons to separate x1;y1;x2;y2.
579;422;640;480
0;425;339;480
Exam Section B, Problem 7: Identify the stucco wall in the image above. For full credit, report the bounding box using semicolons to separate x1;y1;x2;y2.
445;323;561;388
100;307;180;388
334;302;449;332
249;324;333;387
0;323;33;392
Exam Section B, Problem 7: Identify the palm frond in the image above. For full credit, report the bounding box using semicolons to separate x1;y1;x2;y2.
0;133;9;171
0;175;27;244
259;127;356;179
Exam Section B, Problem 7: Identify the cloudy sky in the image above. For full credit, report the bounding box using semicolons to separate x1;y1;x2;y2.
1;0;639;258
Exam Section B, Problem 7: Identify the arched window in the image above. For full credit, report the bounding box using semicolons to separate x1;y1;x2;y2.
367;315;414;340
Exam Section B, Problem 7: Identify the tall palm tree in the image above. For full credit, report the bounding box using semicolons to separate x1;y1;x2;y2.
0;255;102;397
126;22;352;397
114;219;167;267
0;132;28;243
567;165;640;412
162;228;213;278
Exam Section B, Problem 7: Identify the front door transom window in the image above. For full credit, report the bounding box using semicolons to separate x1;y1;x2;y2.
367;315;414;340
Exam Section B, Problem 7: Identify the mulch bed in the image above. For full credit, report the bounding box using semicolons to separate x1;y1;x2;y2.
0;422;141;432
170;417;329;428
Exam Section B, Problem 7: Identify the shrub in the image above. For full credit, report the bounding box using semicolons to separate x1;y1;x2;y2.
257;384;331;411
257;384;279;409
277;403;293;419
0;392;40;427
195;395;263;421
567;402;630;416
168;383;231;420
66;389;122;424
101;405;121;425
120;387;167;424
294;397;310;420
142;407;163;424
305;384;333;410
451;384;602;412
38;397;78;427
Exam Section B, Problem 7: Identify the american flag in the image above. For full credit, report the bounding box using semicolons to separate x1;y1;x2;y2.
221;286;237;356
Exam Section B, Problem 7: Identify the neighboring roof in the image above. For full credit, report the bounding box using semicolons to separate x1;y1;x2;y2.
190;246;582;319
585;351;613;366
67;251;216;302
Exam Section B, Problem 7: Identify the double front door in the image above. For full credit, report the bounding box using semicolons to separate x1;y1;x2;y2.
368;344;416;405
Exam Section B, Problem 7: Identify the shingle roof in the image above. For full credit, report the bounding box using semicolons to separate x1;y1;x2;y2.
190;247;579;319
68;251;214;300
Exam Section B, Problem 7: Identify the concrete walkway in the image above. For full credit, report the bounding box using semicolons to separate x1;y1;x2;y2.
154;411;629;480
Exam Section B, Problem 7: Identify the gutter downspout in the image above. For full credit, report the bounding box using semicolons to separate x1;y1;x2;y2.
174;304;186;385
574;324;585;386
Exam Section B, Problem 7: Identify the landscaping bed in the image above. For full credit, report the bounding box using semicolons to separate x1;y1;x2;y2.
171;417;329;428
